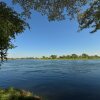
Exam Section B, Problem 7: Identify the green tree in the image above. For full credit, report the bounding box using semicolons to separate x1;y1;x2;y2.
0;0;100;62
66;55;71;59
59;55;66;59
71;54;78;59
0;2;28;62
42;56;49;59
12;0;100;32
42;56;46;59
78;0;100;33
50;55;57;59
94;55;99;58
81;53;88;58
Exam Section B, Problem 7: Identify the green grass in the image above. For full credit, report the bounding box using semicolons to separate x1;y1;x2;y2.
0;87;42;100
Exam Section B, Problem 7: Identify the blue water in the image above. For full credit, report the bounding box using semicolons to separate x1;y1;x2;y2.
0;60;100;100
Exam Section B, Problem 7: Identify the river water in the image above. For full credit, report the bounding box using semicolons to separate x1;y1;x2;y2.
0;60;100;100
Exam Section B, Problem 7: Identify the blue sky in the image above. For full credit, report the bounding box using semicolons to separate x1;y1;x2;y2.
3;0;100;57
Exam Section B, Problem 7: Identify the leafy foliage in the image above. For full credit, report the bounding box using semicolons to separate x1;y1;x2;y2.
12;0;87;20
12;0;100;32
0;2;28;62
0;1;99;63
50;55;57;59
78;0;100;33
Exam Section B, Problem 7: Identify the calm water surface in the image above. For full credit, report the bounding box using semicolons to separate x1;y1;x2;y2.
0;60;100;100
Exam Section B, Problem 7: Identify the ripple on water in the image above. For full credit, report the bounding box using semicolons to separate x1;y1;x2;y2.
0;60;100;100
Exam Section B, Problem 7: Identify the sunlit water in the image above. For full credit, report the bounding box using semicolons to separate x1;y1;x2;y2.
0;60;100;100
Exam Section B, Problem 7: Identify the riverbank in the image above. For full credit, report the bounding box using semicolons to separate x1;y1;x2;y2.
0;87;42;100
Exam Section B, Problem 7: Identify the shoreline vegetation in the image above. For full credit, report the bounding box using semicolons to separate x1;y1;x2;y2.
0;87;42;100
8;53;100;60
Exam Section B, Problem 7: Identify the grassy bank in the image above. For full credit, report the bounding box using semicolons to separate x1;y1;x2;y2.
0;87;42;100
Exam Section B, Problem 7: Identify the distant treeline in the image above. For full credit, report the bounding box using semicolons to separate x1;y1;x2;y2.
8;53;100;60
41;54;100;60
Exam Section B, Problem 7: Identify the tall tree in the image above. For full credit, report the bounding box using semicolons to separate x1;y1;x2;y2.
0;2;28;63
12;0;100;32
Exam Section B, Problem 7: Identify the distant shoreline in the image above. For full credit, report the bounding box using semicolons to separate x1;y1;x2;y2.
7;53;100;60
7;58;100;60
